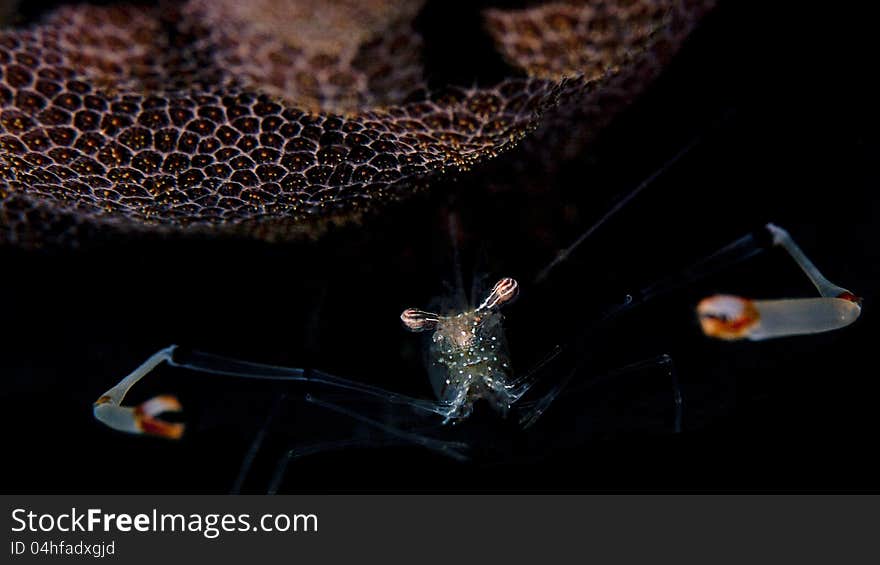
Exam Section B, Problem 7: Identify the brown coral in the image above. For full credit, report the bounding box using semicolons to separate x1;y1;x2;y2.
0;0;714;247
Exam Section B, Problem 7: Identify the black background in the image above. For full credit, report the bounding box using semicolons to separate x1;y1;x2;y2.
1;1;878;492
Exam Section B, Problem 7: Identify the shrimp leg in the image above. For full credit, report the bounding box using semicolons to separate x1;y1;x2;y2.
93;345;456;439
517;354;681;431
265;394;469;494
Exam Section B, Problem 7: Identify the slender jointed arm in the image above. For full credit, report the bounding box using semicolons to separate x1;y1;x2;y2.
94;345;454;439
697;224;862;341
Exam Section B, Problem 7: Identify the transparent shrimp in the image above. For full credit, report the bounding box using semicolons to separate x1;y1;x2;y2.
697;224;862;341
94;222;854;440
91;221;862;492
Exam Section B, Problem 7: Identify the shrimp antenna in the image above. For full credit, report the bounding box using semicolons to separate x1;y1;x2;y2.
534;132;704;283
697;224;862;341
448;211;468;310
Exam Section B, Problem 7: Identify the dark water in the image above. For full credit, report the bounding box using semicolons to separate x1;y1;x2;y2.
1;1;878;492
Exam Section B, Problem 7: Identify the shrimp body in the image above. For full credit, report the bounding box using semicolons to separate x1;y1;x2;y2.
427;308;514;418
402;277;519;420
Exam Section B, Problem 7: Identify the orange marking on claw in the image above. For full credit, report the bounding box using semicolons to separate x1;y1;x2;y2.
133;395;184;440
697;295;761;340
837;291;863;306
138;417;185;440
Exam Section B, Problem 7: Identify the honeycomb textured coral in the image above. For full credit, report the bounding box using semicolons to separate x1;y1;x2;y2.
0;0;714;247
